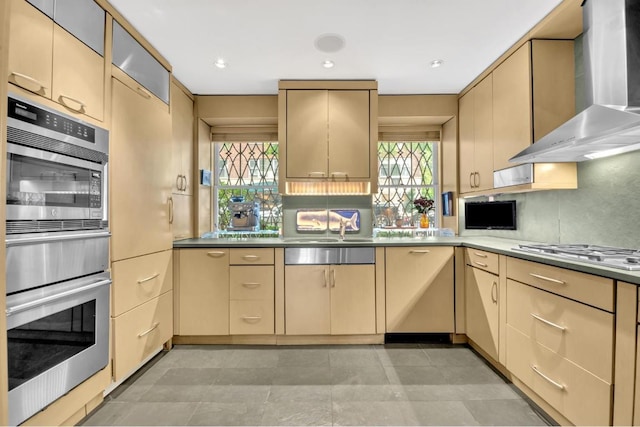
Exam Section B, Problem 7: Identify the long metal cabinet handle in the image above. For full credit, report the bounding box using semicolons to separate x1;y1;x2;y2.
138;322;160;338
491;282;498;303
58;94;87;112
529;273;566;285
181;175;188;191
323;269;329;287
469;173;474;189
242;255;260;261
137;273;160;284
531;365;565;390
207;251;226;258
308;171;326;177
331;269;336;287
409;250;430;254
473;252;488;258
6;278;111;316
530;313;567;332
176;175;182;191
136;86;151;99
474;172;480;187
330;172;348;177
242;282;261;288
6;231;111;246
10;72;47;91
168;197;174;224
474;261;488;268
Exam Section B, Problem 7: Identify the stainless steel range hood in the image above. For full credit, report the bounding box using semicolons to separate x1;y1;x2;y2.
510;0;640;163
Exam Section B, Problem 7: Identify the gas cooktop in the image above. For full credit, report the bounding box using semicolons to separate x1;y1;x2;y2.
513;243;640;271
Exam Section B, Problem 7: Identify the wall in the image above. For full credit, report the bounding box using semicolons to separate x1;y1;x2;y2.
459;149;640;247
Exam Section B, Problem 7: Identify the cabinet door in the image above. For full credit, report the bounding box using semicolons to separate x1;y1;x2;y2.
286;90;328;178
171;193;193;241
111;76;172;261
8;0;53;98
330;265;375;335
284;265;330;335
385;247;455;333
171;81;194;195
465;265;499;360
473;75;493;191
328;90;370;178
458;91;475;194
492;43;532;172
177;249;229;335
52;25;104;121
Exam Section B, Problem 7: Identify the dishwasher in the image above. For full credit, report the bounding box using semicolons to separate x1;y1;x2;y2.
284;247;376;335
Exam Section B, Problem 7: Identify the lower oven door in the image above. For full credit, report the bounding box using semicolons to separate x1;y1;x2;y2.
6;272;111;426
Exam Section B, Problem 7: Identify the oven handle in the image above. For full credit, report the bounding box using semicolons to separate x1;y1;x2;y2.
6;278;112;316
6;231;111;247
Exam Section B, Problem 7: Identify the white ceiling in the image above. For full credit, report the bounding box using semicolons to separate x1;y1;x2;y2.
107;0;564;96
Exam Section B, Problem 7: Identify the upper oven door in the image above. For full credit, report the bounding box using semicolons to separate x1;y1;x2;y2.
6;143;106;221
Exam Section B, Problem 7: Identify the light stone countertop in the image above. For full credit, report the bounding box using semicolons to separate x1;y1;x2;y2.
173;235;640;285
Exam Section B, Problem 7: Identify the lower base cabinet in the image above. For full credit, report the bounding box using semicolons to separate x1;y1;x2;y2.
285;264;375;335
385;246;454;332
465;264;499;360
112;291;173;381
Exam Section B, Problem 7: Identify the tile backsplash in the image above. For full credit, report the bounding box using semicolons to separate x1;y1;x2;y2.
459;150;640;248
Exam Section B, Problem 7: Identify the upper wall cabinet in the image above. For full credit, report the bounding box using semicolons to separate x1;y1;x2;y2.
458;39;577;196
458;75;493;193
112;20;170;104
278;81;378;194
7;0;105;121
493;40;575;171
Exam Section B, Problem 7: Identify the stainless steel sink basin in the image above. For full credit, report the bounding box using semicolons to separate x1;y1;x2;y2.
283;237;373;243
284;238;340;243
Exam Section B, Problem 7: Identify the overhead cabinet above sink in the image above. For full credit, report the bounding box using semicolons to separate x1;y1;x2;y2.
278;81;378;195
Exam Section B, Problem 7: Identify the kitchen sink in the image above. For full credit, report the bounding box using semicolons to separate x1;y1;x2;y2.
283;237;374;243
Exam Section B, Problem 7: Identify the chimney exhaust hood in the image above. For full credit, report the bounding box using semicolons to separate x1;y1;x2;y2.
510;0;640;163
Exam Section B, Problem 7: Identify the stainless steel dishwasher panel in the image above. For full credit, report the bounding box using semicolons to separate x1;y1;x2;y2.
285;247;375;265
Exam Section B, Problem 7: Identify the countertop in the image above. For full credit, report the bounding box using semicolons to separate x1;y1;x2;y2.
173;235;640;285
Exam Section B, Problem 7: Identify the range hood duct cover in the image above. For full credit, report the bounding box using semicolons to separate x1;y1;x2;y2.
510;0;640;163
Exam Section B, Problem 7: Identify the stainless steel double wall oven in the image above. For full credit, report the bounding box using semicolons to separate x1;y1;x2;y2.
5;93;111;426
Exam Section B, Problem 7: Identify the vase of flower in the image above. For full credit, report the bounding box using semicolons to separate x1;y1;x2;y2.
413;196;435;229
419;213;429;228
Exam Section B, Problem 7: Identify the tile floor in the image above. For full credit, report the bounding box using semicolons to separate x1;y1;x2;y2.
80;344;553;426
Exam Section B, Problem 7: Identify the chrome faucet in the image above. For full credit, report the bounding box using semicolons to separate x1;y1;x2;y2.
339;217;347;240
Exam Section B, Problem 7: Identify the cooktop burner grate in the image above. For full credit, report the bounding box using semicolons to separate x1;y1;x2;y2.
514;243;640;271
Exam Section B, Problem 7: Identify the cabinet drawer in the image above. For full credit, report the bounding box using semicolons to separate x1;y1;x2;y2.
230;266;274;300
229;300;274;335
230;248;274;265
506;325;612;426
507;257;614;312
112;291;173;381
111;250;172;317
466;248;499;274
507;279;613;383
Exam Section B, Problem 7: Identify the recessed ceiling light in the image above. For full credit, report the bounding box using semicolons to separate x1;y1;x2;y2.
314;34;346;53
214;58;227;69
322;60;335;69
430;59;444;68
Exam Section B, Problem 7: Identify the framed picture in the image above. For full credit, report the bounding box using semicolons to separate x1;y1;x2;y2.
442;191;454;216
200;169;212;186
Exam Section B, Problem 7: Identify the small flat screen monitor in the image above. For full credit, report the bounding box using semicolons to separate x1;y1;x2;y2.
464;200;517;230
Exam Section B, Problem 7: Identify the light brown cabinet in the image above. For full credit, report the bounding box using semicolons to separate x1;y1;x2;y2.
7;0;104;121
171;81;194;196
285;90;370;179
285;264;376;335
465;264;499;360
175;249;230;336
505;256;615;426
458;75;493;193
110;69;173;262
385;246;454;333
493;40;575;171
